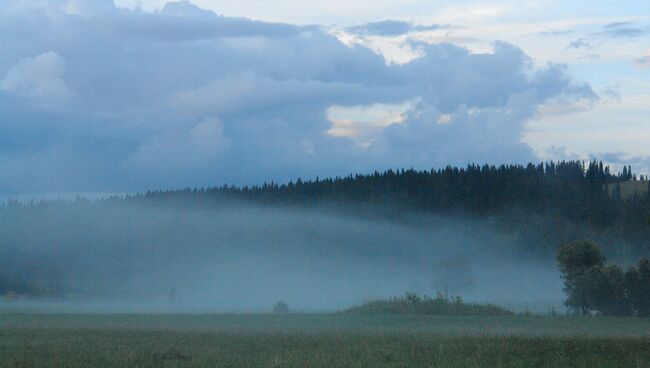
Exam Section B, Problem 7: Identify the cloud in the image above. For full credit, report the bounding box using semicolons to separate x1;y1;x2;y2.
636;55;650;68
100;1;306;43
592;152;650;175
602;22;648;38
1;51;71;104
345;20;443;37
536;29;574;37
172;73;402;117
544;146;581;161
567;22;649;50
567;38;592;50
0;1;596;194
578;54;600;60
326;101;415;147
545;150;650;175
602;85;621;101
127;117;231;177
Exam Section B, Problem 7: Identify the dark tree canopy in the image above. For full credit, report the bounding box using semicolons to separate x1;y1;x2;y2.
556;240;606;276
626;259;650;317
557;241;650;316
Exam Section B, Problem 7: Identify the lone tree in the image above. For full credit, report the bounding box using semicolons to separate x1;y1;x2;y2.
273;300;290;314
556;240;606;315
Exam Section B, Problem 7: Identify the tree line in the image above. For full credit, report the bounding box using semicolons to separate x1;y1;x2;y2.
2;160;650;298
113;160;650;257
3;160;650;258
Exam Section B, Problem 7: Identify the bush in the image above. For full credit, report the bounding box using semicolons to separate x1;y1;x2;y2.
273;301;290;314
344;292;512;316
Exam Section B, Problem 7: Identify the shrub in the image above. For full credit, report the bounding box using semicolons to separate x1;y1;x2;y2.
344;292;512;316
273;301;290;314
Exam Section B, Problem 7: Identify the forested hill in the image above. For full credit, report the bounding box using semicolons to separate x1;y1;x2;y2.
127;160;650;226
2;160;650;298
4;159;650;217
4;161;650;231
137;161;649;261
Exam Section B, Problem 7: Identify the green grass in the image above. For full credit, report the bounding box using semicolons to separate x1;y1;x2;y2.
2;313;650;367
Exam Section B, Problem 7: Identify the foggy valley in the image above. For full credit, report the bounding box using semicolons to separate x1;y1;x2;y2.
0;182;628;315
2;0;650;365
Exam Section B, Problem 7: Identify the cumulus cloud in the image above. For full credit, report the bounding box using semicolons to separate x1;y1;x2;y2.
112;1;304;42
326;101;415;147
0;0;596;194
127;117;231;179
1;51;71;104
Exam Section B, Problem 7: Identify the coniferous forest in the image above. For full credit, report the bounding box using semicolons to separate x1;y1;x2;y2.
130;160;650;255
1;160;650;300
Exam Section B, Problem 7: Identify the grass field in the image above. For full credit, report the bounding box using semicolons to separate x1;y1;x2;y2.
2;313;650;367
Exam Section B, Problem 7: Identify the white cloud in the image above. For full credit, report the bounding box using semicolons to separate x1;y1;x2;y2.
326;101;415;147
525;94;650;163
128;117;231;171
0;0;598;193
437;114;453;124
1;51;71;104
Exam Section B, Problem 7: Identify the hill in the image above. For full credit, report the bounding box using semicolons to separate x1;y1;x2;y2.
1;160;650;300
344;293;513;316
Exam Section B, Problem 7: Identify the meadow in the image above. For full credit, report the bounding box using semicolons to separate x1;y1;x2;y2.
2;313;650;367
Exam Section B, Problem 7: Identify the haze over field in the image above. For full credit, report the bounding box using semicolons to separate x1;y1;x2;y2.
1;1;649;316
1;199;565;312
3;162;648;314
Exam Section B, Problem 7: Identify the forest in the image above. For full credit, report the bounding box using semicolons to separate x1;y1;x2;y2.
111;160;648;259
1;160;649;305
133;160;649;240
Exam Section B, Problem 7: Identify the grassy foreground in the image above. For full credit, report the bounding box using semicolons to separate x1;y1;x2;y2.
2;313;650;367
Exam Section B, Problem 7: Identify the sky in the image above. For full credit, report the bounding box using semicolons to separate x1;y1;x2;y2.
0;0;649;195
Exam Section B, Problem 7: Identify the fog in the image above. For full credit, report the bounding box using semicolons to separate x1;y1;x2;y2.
0;199;564;313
